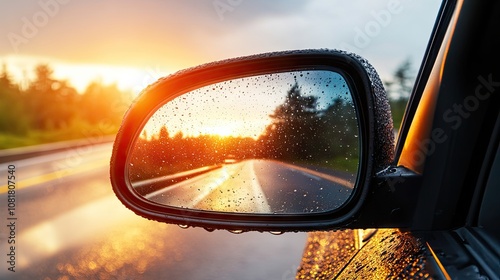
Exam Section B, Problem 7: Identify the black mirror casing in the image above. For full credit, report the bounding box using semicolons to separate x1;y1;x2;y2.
110;50;394;232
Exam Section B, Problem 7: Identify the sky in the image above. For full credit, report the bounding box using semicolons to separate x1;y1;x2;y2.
0;0;442;95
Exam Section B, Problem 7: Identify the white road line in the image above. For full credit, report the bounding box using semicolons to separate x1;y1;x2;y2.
145;168;230;208
277;161;354;189
249;161;272;213
297;171;321;181
189;167;231;207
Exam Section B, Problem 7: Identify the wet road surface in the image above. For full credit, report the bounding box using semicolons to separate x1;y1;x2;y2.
0;143;307;279
145;159;353;214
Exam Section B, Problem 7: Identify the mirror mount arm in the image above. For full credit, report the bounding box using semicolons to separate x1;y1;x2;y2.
348;166;422;229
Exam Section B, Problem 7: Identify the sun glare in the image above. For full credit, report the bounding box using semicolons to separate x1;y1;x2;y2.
52;63;166;96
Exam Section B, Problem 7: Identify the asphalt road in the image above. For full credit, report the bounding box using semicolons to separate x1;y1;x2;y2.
0;143;307;279
145;159;354;214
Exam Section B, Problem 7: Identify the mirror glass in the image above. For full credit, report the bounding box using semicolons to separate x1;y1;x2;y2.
128;70;359;214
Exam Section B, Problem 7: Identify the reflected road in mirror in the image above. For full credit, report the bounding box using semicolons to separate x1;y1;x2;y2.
141;159;354;213
128;70;359;214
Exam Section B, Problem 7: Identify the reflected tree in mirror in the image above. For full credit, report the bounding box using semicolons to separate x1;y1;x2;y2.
128;70;360;214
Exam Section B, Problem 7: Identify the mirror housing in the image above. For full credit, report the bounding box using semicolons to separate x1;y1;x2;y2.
110;50;394;231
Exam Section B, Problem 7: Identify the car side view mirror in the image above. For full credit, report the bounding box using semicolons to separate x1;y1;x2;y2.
110;50;395;232
131;69;359;214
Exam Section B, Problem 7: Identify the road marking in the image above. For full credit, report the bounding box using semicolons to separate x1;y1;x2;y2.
189;167;231;207
0;158;109;194
298;171;321;181
277;161;355;189
249;161;272;213
146;166;232;207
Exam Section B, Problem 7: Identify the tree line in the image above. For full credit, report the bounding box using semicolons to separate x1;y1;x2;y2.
0;64;133;148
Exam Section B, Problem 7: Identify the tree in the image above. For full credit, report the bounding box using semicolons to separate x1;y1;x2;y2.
260;82;321;161
26;64;79;129
385;59;415;128
316;97;359;164
0;64;14;88
80;81;132;126
30;64;59;93
0;65;30;135
385;58;414;100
